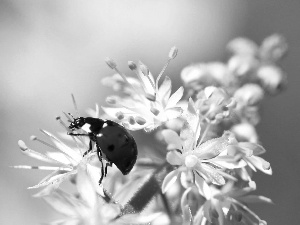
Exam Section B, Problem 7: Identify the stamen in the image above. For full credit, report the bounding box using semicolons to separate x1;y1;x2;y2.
259;220;267;225
105;57;117;69
30;135;60;150
129;61;156;101
139;62;156;91
106;57;144;101
169;46;178;59
129;116;136;125
135;116;146;125
12;165;71;171
18;140;28;151
56;116;70;131
71;94;79;117
156;46;178;92
63;112;73;122
150;107;160;116
116;112;124;120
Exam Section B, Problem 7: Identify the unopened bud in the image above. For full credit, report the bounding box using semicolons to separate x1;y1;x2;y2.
150;107;160;116
169;46;178;59
105;57;117;69
18;140;28;151
263;161;271;170
30;136;37;141
129;116;136;125
259;220;267;225
128;61;137;71
135;116;146;125
116;112;124;120
139;63;149;75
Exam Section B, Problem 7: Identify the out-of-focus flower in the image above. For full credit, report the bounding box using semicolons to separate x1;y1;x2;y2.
44;163;160;225
196;86;236;123
102;47;184;131
256;65;287;94
191;182;272;225
259;34;288;62
227;34;288;95
231;123;259;143
181;62;236;96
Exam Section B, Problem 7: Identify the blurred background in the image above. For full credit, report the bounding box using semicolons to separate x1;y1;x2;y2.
1;0;300;224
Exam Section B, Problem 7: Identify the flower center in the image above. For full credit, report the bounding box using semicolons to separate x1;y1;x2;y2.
184;155;198;168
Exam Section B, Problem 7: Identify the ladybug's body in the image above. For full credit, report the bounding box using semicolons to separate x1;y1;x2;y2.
68;117;137;183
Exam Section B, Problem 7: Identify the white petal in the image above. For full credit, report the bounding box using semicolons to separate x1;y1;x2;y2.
164;107;183;120
77;164;97;207
43;191;78;217
247;156;272;175
162;170;179;193
166;151;183;165
46;152;73;165
195;136;229;159
161;129;182;150
182;205;193;225
29;170;76;189
238;142;266;155
195;175;211;199
157;76;171;106
40;130;81;163
237;195;273;204
166;86;184;109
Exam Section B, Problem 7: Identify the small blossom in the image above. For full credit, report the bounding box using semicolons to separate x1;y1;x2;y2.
102;47;184;131
14;118;101;194
44;163;160;225
192;182;272;225
161;125;242;194
227;140;272;176
195;86;236;123
256;65;287;94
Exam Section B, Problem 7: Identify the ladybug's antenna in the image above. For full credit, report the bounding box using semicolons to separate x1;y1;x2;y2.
68;112;75;121
62;112;73;122
71;94;80;118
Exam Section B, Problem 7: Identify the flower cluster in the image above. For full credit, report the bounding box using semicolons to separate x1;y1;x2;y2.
15;34;287;225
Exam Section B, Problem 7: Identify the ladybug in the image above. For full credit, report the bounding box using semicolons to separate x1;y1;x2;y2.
67;116;138;184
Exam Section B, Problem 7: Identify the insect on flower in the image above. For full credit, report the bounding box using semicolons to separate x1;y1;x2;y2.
68;115;138;184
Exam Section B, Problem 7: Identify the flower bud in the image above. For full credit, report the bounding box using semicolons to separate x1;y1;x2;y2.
105;57;117;69
169;46;178;59
135;116;146;125
128;61;137;71
18;140;28;151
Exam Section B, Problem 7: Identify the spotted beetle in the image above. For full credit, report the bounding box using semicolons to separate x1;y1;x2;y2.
68;116;137;184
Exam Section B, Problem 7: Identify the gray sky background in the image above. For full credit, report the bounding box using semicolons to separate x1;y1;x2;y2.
1;1;299;224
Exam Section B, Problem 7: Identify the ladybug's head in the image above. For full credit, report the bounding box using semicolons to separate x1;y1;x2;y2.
68;117;85;130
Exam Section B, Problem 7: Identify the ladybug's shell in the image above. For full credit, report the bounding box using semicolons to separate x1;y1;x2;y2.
95;120;137;175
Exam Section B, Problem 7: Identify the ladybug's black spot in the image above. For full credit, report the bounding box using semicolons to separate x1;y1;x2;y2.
107;144;115;151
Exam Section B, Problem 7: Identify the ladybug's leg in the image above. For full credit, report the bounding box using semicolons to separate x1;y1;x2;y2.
67;132;89;137
104;161;113;177
96;143;105;185
83;140;93;157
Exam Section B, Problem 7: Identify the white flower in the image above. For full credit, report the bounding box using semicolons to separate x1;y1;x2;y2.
44;163;160;225
102;47;184;131
192;181;272;225
227;140;272;176
14;117;101;195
